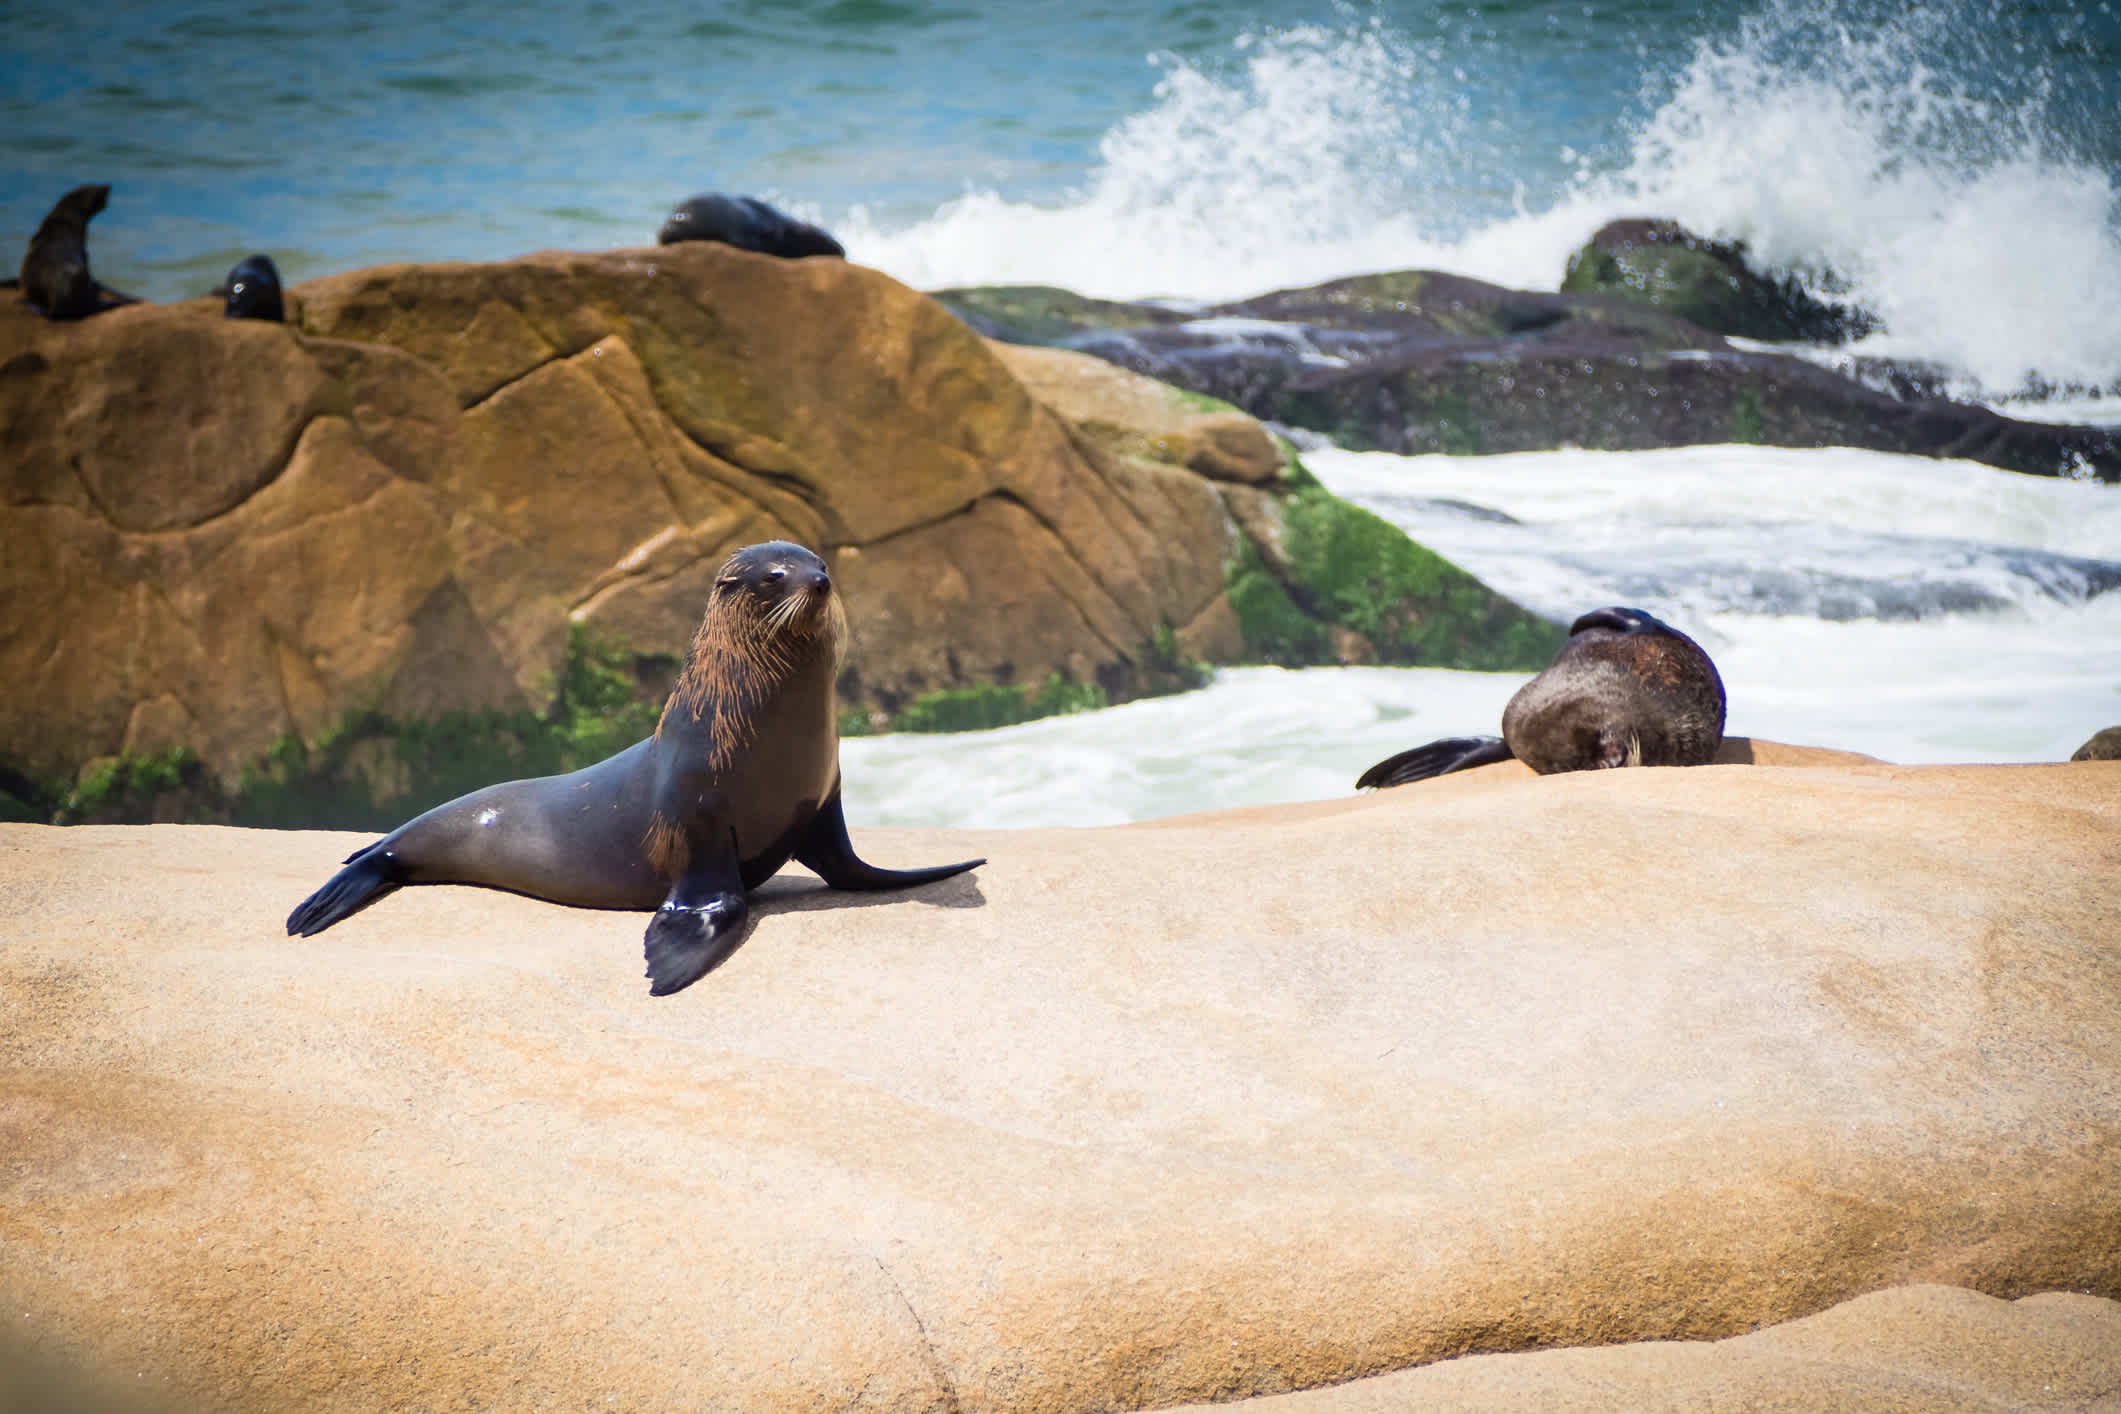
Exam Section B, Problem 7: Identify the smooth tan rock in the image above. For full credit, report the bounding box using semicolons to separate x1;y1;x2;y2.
3;750;2116;1412
1188;1285;2121;1412
991;341;1285;484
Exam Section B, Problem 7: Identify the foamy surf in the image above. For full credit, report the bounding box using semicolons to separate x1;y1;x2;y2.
844;442;2120;829
850;3;2121;407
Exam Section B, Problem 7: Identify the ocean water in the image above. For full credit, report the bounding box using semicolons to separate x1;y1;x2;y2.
5;0;2118;825
844;444;2121;827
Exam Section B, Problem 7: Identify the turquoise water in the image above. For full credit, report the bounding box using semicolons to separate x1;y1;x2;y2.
5;0;2118;392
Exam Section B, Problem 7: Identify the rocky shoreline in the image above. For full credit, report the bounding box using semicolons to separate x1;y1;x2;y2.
933;221;2120;483
1;242;1557;826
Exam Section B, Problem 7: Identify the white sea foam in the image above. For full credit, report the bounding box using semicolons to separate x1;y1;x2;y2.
848;4;2121;402
841;665;1523;830
844;21;1475;303
1587;1;2121;398
844;443;2121;829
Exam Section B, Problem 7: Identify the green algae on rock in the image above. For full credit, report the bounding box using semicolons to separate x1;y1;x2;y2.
1560;218;1876;344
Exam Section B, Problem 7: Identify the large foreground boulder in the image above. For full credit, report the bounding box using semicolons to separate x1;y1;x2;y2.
0;246;1552;815
4;747;2116;1411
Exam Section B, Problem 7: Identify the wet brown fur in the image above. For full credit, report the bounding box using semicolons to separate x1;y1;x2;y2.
1503;618;1723;773
644;546;848;875
642;814;689;881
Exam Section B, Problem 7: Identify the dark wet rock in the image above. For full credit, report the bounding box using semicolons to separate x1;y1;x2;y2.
2073;726;2121;761
936;267;2121;484
656;192;845;259
1560;218;1877;343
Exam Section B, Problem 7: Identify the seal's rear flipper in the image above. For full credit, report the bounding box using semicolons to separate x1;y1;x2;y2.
794;790;983;891
286;845;404;936
1356;735;1514;790
644;828;752;997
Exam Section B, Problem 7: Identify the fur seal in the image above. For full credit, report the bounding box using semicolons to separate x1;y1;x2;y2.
656;192;845;259
287;541;983;996
218;253;284;321
16;183;136;319
1357;606;1726;789
2072;726;2121;761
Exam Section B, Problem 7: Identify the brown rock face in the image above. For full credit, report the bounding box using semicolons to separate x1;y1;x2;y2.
0;245;1252;789
2;751;2117;1411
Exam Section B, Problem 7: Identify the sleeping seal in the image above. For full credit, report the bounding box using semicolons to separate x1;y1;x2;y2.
1358;606;1726;789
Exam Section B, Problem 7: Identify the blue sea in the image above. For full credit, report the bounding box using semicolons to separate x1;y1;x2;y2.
6;0;2120;824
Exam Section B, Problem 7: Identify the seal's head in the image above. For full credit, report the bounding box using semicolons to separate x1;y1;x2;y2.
662;540;847;747
708;540;845;655
221;253;285;322
41;184;109;231
1568;605;1665;637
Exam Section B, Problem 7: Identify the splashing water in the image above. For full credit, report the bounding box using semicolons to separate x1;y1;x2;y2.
847;20;1477;301
854;2;2121;402
1591;1;2121;397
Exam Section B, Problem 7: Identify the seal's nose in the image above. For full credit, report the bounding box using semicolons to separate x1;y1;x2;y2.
809;564;832;594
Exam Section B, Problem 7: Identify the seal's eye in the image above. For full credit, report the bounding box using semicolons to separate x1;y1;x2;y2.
765;568;788;584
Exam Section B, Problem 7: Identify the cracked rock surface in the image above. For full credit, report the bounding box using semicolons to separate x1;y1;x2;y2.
0;244;1292;786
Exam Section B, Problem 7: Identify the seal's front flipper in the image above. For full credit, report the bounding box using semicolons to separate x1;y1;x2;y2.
1356;735;1514;791
793;790;983;892
644;830;751;997
287;844;405;937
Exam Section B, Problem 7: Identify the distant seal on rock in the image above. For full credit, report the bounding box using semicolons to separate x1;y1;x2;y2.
2071;726;2121;761
218;253;284;321
287;540;982;996
657;192;845;259
1357;606;1726;789
16;183;137;320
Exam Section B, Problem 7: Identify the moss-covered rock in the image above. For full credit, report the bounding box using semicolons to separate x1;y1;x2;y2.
891;674;1110;734
1560;218;1876;344
924;285;1185;346
9;626;672;831
1222;475;1562;671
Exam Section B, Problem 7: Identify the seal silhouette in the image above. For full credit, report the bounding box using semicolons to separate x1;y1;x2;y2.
1357;606;1726;789
218;253;284;321
656;192;845;258
16;183;137;320
287;541;983;996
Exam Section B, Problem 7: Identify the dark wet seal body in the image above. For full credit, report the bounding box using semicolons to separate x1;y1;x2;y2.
218;253;284;321
1357;606;1726;789
656;192;846;259
17;183;138;320
287;541;982;996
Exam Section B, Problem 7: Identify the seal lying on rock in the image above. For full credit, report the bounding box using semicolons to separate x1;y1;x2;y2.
15;184;138;320
287;541;983;996
1358;606;1726;789
656;192;845;258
